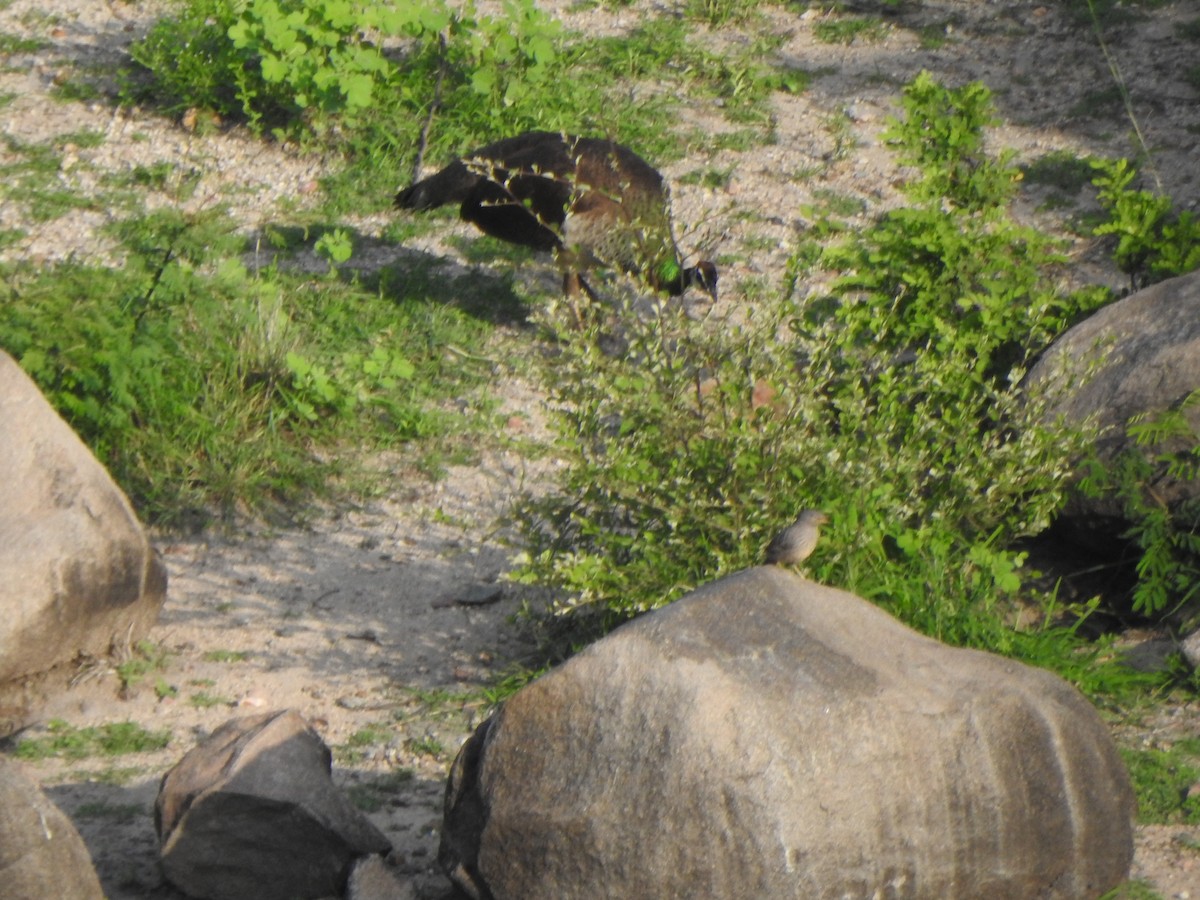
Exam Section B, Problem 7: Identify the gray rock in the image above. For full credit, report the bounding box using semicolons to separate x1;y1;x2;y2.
156;709;392;900
1182;628;1200;671
0;756;105;899
0;351;167;736
441;567;1134;900
1025;270;1200;523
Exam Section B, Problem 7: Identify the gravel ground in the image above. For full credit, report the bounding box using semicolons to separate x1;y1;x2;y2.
2;0;1199;897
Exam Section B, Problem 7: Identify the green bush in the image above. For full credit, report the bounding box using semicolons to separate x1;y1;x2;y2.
513;74;1147;693
823;72;1103;381
125;0;785;212
127;0;562;141
1091;157;1200;288
0;208;494;525
1079;391;1200;618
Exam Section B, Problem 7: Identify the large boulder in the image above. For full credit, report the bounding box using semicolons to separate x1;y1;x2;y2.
156;709;392;900
1025;270;1200;525
0;351;167;735
0;756;105;899
441;567;1134;900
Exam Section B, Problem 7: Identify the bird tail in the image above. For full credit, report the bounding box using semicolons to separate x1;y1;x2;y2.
395;162;475;211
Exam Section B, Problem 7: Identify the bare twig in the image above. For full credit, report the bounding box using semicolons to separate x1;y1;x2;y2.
413;31;450;183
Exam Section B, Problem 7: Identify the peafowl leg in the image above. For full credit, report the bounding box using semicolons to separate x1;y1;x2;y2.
562;271;601;328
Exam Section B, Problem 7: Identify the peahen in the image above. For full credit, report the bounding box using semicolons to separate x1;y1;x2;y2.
395;131;717;304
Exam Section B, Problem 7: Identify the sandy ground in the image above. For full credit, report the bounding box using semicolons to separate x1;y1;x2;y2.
2;0;1199;897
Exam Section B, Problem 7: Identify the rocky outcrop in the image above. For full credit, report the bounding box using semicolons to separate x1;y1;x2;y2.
0;756;105;899
441;567;1134;900
0;351;167;736
1026;270;1200;524
156;709;392;900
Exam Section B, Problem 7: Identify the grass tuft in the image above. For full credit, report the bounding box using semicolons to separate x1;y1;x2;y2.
14;720;171;760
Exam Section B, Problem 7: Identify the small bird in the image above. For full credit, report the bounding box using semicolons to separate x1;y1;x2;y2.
764;510;828;566
395;131;717;305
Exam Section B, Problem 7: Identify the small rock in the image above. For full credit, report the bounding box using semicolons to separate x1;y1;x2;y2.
1120;638;1178;673
345;855;415;900
455;584;503;607
1181;628;1200;670
157;710;391;900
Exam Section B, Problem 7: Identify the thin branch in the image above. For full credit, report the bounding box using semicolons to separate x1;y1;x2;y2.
413;31;450;183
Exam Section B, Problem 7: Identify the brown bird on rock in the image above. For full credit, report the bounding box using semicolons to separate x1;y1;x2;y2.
764;510;828;566
395;131;717;304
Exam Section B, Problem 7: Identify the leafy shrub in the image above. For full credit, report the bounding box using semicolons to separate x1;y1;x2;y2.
1091;157;1200;288
0;208;492;525
126;0;781;209
1079;391;1200;618
127;0;562;141
820;73;1106;383
513;75;1134;689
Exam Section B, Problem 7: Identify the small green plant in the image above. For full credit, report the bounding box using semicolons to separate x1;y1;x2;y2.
1022;150;1096;194
155;679;179;700
882;72;1015;211
54;129;106;150
1079;391;1200;617
14;720;171;760
346;725;392;748
0;33;47;53
685;0;757;27
51;78;106;104
313;227;353;265
346;769;414;812
202;649;250;663
679;167;735;190
128;0;404;132
0;134;95;222
813;16;889;45
915;23;953;50
480;665;545;707
1099;881;1167;900
406;734;446;757
1119;739;1200;824
1091;157;1200;288
822;109;857;162
188;691;232;709
810;188;865;218
74;802;144;823
73;766;145;786
115;640;172;694
335;726;389;764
